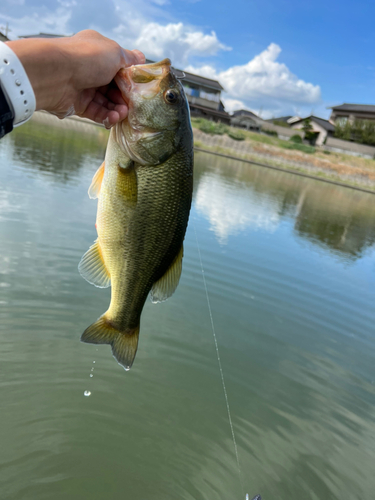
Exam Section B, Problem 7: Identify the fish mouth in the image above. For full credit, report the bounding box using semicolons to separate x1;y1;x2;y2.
115;58;172;105
113;59;173;165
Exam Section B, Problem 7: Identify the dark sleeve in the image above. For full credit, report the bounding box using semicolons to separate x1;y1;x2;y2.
0;85;14;139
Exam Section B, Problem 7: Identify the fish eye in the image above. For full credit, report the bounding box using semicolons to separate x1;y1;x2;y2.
164;89;178;104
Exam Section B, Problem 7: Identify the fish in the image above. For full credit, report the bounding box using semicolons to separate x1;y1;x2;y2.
78;58;193;370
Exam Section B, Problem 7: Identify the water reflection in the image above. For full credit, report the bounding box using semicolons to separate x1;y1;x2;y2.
1;121;375;500
194;151;375;259
8;119;108;184
195;171;280;244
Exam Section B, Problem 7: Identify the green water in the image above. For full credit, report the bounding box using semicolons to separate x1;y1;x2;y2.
0;121;375;500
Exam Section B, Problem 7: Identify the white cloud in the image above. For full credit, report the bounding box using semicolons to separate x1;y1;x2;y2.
116;22;230;67
187;43;321;117
196;172;280;244
2;0;321;118
2;1;229;69
1;9;72;37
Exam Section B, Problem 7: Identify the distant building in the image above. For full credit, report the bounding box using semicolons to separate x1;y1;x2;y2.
146;60;230;124
265;115;301;125
329;103;375;124
291;115;335;146
18;33;68;39
177;69;230;123
0;31;10;42
265;115;292;124
230;109;261;131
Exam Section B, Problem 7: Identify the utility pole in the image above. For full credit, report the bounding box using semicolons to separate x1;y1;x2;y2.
0;22;11;38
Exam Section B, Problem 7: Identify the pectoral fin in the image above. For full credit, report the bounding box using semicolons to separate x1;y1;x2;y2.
88;162;105;199
117;163;137;206
78;240;111;288
151;245;183;303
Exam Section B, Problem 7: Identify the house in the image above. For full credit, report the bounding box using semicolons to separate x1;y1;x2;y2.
176;69;230;124
265;115;292;123
291;115;335;146
146;60;230;124
265;115;301;125
230;109;261;131
0;31;10;42
329;103;375;125
18;33;67;39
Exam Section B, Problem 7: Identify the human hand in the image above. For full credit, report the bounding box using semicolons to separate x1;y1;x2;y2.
7;30;145;127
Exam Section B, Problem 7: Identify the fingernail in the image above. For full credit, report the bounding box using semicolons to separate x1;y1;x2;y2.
133;50;145;64
103;118;114;129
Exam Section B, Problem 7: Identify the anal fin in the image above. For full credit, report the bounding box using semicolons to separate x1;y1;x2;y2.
151;245;183;303
78;240;111;288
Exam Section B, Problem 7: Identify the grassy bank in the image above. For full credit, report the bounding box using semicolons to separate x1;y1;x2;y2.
192;118;375;191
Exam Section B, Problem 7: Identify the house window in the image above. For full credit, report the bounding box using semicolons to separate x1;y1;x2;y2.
182;83;200;97
336;117;348;125
200;90;220;103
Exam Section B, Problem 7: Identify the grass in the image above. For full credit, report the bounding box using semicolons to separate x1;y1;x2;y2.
280;142;316;154
191;116;375;183
193;142;375;192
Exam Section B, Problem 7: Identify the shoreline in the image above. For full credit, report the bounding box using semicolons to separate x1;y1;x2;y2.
192;127;375;192
26;112;375;192
194;147;375;195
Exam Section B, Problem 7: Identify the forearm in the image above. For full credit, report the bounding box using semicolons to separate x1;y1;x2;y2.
5;38;73;112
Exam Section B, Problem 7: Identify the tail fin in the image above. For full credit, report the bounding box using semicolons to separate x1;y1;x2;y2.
81;316;139;370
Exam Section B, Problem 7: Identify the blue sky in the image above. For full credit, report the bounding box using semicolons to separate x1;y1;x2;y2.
1;0;374;118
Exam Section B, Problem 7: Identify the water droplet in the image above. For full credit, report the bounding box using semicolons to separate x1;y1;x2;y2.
93;361;95;364
91;368;94;371
90;374;93;378
84;390;91;397
246;495;249;500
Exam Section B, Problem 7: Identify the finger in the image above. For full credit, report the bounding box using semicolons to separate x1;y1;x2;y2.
92;90;120;111
81;101;128;126
92;91;110;107
132;49;145;65
112;103;128;122
106;87;126;105
122;48;146;67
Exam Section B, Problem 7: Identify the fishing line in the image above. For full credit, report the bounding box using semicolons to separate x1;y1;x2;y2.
193;222;245;498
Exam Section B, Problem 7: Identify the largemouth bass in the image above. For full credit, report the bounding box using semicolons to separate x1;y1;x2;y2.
79;59;193;370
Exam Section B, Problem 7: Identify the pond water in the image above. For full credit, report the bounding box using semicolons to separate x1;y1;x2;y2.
0;120;375;500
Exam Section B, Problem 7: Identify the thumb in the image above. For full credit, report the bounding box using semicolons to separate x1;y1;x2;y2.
122;48;146;67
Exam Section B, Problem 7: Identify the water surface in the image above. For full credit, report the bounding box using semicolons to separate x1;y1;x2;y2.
0;121;375;500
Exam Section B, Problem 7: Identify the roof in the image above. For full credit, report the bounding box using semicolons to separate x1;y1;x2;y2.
146;59;224;92
0;31;10;42
189;102;230;119
292;115;335;132
265;115;292;123
232;109;259;118
330;103;375;113
181;71;224;91
18;33;68;38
